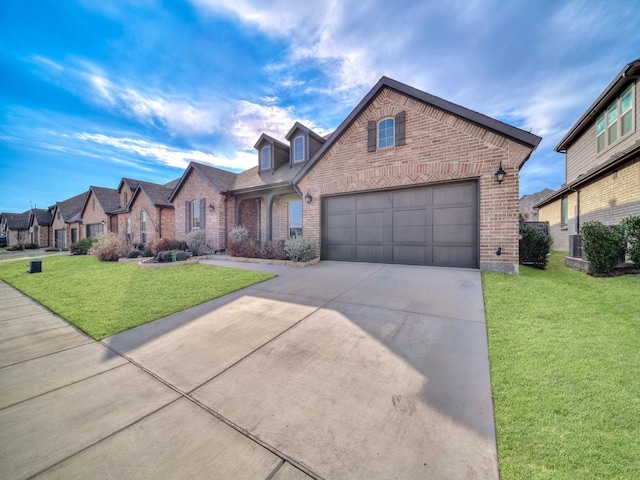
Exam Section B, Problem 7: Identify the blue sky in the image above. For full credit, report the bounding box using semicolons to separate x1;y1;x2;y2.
1;0;639;213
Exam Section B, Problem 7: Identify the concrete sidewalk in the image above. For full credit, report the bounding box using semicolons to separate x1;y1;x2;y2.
0;261;498;479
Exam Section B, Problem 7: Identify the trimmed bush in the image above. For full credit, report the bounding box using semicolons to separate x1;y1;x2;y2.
519;224;552;269
71;237;98;255
581;221;626;274
126;249;143;258
150;238;181;255
156;250;190;262
89;233;129;262
283;236;317;262
7;245;24;251
25;243;38;250
185;230;207;256
227;225;260;258
621;215;640;267
261;240;288;260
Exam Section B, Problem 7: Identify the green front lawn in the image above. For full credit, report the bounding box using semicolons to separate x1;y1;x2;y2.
483;251;639;479
0;255;275;339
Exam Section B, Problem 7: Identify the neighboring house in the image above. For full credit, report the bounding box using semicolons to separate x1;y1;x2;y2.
2;212;30;246
28;208;53;247
118;179;178;244
170;162;237;250
520;189;554;223
50;191;89;248
79;186;121;238
536;59;640;253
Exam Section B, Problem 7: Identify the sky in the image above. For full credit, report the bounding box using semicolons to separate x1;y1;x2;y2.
1;0;639;213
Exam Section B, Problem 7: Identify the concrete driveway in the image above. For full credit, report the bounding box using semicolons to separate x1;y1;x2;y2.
0;260;498;479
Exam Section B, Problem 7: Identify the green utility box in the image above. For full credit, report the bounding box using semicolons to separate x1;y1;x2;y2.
28;258;42;274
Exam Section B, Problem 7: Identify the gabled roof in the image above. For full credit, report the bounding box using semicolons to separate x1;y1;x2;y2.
130;180;174;209
55;191;89;223
87;186;121;214
232;163;305;193
253;133;289;151
556;58;640;152
294;76;542;184
285;122;327;144
30;208;52;227
4;211;30;230
117;177;143;193
169;161;238;201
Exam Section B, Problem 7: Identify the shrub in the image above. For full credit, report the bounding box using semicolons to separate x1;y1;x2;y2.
70;237;98;255
581;221;626;274
621;215;640;267
227;225;260;258
283;236;317;262
185;230;207;256
7;245;24;251
25;243;38;250
126;249;143;258
261;240;288;260
156;250;190;262
519;224;552;269
150;238;181;255
89;233;129;262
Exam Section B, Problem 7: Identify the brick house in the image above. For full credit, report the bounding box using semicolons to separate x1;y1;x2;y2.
50;191;88;248
116;179;178;245
79;186;121;239
536;59;640;254
28;208;53;247
1;211;30;246
294;77;541;273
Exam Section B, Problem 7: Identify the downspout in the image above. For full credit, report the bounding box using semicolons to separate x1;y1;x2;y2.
158;208;162;238
568;187;581;233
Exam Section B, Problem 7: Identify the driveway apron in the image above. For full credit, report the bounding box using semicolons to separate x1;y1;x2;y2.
0;261;498;479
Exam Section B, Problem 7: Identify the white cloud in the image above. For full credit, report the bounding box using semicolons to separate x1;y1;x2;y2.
75;133;256;170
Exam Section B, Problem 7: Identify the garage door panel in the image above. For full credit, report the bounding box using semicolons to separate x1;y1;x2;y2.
356;227;384;243
433;246;475;268
325;244;353;260
433;183;476;205
393;226;426;243
356;192;391;210
392;189;428;208
392;246;428;264
393;209;427;226
355;211;384;228
433;206;475;225
325;196;355;213
433;225;476;244
356;245;384;262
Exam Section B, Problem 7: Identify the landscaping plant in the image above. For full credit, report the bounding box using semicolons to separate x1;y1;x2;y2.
621;215;640;267
149;237;181;255
580;220;626;274
185;230;207;256
518;224;552;269
70;237;98;255
89;232;129;261
227;225;260;258
283;236;317;262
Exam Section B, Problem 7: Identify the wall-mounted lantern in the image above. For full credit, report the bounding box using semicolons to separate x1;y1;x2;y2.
304;192;313;204
495;161;506;184
209;203;215;212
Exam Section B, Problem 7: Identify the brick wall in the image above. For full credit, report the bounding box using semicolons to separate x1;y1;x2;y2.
81;191;108;236
538;157;640;251
239;198;260;240
272;193;301;241
172;170;225;249
298;87;534;273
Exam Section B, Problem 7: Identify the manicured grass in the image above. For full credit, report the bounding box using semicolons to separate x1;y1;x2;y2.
482;251;639;479
0;255;276;339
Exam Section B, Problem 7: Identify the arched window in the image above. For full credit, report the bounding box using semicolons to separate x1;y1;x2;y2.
141;210;147;243
377;118;395;149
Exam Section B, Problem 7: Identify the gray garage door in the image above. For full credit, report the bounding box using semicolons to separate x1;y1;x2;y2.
322;181;478;268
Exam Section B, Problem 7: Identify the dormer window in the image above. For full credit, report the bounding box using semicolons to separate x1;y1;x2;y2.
261;145;271;170
596;84;634;153
293;135;305;163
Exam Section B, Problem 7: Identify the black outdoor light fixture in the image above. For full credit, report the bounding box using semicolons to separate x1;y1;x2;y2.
304;192;313;203
101;219;105;225
209;203;215;212
495;161;507;184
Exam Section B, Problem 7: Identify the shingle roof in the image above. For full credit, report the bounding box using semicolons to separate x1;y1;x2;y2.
232;163;305;192
90;186;121;213
31;208;52;226
56;191;89;223
133;180;174;208
4;212;30;230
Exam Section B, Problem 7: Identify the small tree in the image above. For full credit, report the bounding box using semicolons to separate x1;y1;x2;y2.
581;221;626;274
621;215;640;267
519;224;553;269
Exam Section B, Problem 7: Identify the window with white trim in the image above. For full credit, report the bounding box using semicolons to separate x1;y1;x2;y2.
597;84;634;153
141;210;147;243
289;200;302;238
293;135;305;163
261;145;271;170
378;118;395;149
